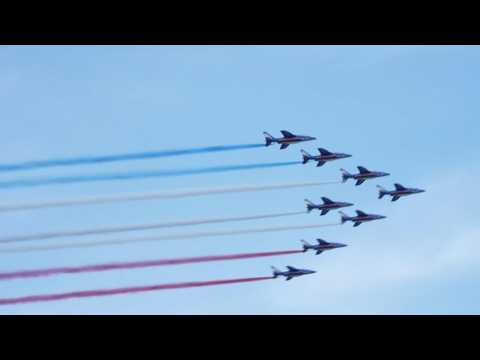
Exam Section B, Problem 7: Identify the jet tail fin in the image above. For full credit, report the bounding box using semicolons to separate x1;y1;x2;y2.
301;239;311;252
339;211;349;224
301;150;312;164
304;199;316;212
263;132;275;147
340;168;352;183
376;185;388;199
271;266;281;278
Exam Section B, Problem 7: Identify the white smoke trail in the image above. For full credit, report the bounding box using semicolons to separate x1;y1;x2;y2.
0;211;307;244
0;223;341;253
0;181;340;213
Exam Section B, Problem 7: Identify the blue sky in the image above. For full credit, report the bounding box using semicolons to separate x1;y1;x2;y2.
0;45;478;314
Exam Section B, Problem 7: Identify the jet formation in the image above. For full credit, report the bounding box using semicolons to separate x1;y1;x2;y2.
341;166;390;186
377;183;425;202
271;266;316;281
301;148;351;167
301;239;347;255
264;130;316;150
340;210;386;227
262;130;424;281
305;197;353;215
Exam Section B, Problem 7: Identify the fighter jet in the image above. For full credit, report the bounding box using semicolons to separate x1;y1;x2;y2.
377;183;425;202
301;148;352;167
341;166;390;186
271;266;316;281
339;210;386;227
305;197;353;215
301;239;347;255
263;130;316;150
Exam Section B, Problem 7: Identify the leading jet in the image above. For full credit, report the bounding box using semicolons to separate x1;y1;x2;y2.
301;239;347;255
341;166;390;186
305;197;353;215
377;183;426;202
271;266;316;281
301;148;352;167
263;130;316;150
339;210;386;227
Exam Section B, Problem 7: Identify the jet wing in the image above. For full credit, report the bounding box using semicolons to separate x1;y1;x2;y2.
318;148;332;156
316;239;329;245
321;197;334;204
392;195;400;202
355;210;368;217
394;183;407;191
353;222;362;227
355;179;365;186
286;276;293;281
280;130;295;138
280;144;289;150
357;166;369;174
316;161;326;167
286;266;299;272
320;209;329;216
315;250;324;255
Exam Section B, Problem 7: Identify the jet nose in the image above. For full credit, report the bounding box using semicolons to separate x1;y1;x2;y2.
345;202;354;207
308;136;317;141
382;172;390;177
379;215;387;219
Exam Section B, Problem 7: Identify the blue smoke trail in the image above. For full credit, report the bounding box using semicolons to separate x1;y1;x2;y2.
0;161;301;190
0;144;264;173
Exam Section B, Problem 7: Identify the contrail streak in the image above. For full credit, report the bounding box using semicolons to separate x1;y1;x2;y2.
0;222;340;253
0;249;303;281
0;276;274;306
0;181;340;213
0;144;264;173
0;211;306;244
0;161;300;190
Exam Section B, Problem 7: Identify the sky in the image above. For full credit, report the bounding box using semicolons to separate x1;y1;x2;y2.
0;45;478;314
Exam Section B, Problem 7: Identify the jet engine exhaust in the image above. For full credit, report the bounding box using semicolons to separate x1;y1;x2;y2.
0;222;341;253
0;161;301;190
0;276;274;306
0;211;306;244
0;249;303;281
0;144;264;173
0;181;341;213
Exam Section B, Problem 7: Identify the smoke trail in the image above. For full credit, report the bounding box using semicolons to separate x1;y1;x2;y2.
0;144;264;173
0;222;340;253
0;211;305;244
0;249;303;281
0;181;341;213
0;276;273;306
0;161;301;190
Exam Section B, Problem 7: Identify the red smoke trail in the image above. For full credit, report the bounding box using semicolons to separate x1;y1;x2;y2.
0;249;303;281
0;276;274;306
